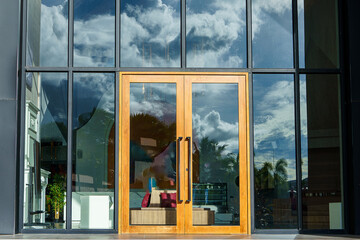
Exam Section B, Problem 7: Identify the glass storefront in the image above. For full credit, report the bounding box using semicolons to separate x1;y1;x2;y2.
253;74;297;229
22;0;343;233
23;73;68;229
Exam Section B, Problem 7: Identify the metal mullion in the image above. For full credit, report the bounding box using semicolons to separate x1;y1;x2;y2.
337;0;348;233
25;67;117;72
116;0;120;68
66;71;73;230
25;67;69;72
246;0;252;69
248;72;255;232
181;0;186;68
252;69;296;73
292;0;303;231
114;71;119;232
299;68;341;74
294;72;302;231
18;0;28;232
69;0;74;67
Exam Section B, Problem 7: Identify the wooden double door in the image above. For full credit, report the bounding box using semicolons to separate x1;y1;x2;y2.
120;73;249;234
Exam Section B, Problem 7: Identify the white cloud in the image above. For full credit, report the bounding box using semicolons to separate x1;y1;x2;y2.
186;0;246;67
39;4;68;66
252;0;292;39
120;0;180;67
193;111;239;155
74;14;115;67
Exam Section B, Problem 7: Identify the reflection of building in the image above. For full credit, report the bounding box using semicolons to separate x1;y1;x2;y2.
2;0;360;237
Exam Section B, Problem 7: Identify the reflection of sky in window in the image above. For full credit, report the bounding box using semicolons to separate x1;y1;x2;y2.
186;0;246;68
130;83;176;125
299;75;308;180
252;0;293;68
298;0;305;68
121;0;181;67
192;84;239;155
27;0;68;67
74;0;115;67
73;73;114;130
253;74;296;180
39;73;68;126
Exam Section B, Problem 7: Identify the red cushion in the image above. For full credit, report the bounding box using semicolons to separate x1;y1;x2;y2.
141;193;151;208
160;193;177;208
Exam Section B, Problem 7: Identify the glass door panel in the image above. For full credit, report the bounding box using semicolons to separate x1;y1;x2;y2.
184;75;248;234
191;83;240;226
129;82;177;226
121;75;185;234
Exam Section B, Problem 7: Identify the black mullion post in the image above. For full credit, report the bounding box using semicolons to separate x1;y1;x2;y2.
246;0;252;69
116;0;120;69
18;0;28;232
246;0;254;232
337;0;348;233
292;0;302;231
114;72;119;232
66;71;73;230
181;0;186;68
69;0;74;68
66;0;74;230
248;72;255;232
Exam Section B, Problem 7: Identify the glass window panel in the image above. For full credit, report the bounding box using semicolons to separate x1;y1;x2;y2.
253;74;297;229
120;0;181;67
300;74;343;229
186;0;246;68
73;0;115;67
192;83;240;225
26;0;68;67
72;73;115;229
23;73;68;229
129;83;177;225
298;0;339;69
252;0;293;68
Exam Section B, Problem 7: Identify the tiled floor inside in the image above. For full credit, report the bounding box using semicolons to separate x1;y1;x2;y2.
0;234;359;240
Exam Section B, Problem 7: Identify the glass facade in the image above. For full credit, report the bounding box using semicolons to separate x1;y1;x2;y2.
253;74;297;229
120;0;181;67
252;0;293;68
73;0;116;67
22;0;343;233
300;74;343;229
186;0;246;68
23;73;68;229
72;73;115;229
26;0;68;67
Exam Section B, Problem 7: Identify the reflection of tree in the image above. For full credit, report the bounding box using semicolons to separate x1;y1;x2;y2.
193;137;238;184
254;158;289;228
130;113;176;156
130;113;176;187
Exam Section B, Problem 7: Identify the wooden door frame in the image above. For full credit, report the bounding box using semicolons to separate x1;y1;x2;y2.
118;72;250;234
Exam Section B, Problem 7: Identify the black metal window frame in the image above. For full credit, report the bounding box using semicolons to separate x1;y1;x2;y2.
17;0;346;234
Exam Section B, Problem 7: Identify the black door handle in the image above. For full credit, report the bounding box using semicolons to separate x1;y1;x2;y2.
186;137;192;203
177;137;183;203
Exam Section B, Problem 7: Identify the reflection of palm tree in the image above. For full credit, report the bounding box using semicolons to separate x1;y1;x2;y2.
274;158;288;187
254;158;289;228
192;137;238;183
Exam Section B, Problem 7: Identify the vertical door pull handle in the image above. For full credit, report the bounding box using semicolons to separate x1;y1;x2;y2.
186;137;192;203
177;137;183;203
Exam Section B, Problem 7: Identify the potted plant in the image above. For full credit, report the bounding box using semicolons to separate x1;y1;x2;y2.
48;174;66;224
